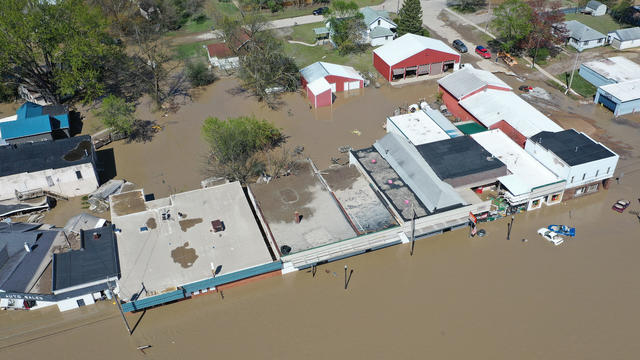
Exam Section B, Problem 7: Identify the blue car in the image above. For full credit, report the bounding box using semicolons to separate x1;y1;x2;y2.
547;225;575;237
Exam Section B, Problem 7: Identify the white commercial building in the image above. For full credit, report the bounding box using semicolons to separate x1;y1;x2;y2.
525;129;619;199
472;129;565;210
386;110;451;145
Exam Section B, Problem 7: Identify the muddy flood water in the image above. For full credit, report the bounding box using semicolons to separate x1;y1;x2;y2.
4;72;640;358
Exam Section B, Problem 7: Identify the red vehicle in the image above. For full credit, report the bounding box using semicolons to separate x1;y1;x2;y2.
612;199;630;213
475;45;491;59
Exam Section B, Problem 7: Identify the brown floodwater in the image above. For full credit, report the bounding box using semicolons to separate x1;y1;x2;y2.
3;159;640;359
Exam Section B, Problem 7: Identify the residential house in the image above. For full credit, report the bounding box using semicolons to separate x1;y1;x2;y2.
584;0;607;16
608;27;640;49
525;129;619;199
206;33;250;70
359;7;397;46
557;20;607;51
0;102;70;144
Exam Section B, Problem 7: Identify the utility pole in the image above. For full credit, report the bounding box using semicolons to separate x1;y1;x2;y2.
531;32;542;69
110;281;131;335
485;0;492;32
565;51;580;95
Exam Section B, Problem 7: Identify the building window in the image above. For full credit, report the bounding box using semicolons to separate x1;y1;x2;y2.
582;173;586;181
607;167;610;174
551;194;560;201
575;187;586;195
595;170;599;177
378;20;381;26
75;171;83;180
571;176;574;183
598;38;603;44
587;184;599;193
46;176;54;187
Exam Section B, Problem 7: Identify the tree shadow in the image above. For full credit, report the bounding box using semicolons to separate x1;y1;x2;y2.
95;148;117;184
128;120;158;143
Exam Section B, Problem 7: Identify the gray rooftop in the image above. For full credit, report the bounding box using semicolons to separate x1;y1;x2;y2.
561;20;606;41
52;225;120;291
438;67;512;100
530;129;616;166
611;27;640;41
359;7;395;27
586;0;604;10
0;135;94;177
112;182;274;300
369;26;395;38
373;133;466;213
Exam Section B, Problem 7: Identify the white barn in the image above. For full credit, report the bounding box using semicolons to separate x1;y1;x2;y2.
584;1;607;16
608;27;640;50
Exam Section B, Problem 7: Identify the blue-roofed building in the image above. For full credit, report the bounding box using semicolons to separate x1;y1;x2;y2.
0;102;70;144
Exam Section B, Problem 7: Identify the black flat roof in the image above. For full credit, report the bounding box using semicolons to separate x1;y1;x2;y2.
415;136;506;181
52;225;120;291
0;229;57;292
530;130;616;166
0;135;93;177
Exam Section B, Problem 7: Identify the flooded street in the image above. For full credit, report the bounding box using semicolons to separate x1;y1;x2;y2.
4;160;640;359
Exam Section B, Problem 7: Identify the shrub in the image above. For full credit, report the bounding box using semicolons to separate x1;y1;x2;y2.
187;61;216;87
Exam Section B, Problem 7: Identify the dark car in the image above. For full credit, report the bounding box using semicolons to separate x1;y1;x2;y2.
452;39;467;53
313;7;329;15
475;45;491;59
518;85;533;92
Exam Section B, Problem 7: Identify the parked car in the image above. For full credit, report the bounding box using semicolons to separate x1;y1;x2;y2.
518;85;533;92
537;228;564;246
612;199;631;213
452;39;467;53
475;45;491;59
313;7;329;15
547;225;575;237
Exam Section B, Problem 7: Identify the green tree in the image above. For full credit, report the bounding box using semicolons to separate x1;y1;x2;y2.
93;95;136;136
202;116;284;183
452;0;487;13
326;1;366;54
187;62;216;87
491;0;533;51
0;0;120;104
396;0;425;36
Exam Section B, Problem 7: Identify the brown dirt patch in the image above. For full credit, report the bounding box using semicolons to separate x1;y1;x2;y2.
321;166;360;192
146;217;157;229
111;190;146;217
170;241;198;268
179;218;203;232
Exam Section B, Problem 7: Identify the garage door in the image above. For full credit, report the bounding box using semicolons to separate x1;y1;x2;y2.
598;95;617;112
430;62;443;75
330;83;337;93
347;81;360;91
417;65;429;75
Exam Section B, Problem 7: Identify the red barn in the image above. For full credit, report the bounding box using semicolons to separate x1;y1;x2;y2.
300;62;364;107
373;34;460;81
306;78;333;108
437;66;512;122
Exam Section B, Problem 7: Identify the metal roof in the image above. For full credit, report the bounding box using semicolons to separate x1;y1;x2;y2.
586;0;604;10
374;132;466;212
529;129;616;166
369;26;395;38
438;67;512;100
415;136;506;182
581;56;640;83
0;135;94;177
359;7;394;27
459;89;563;138
472;129;561;196
307;77;332;95
64;213;107;234
561;20;606;42
313;27;329;35
387;110;451;145
0;102;69;140
422;106;463;138
611;27;640;41
374;34;459;66
300;61;363;84
599;78;640;102
52;225;120;291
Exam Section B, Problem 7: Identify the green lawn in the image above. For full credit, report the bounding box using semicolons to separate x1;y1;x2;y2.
556;70;597;98
564;13;625;35
289;21;325;44
173;42;210;60
283;41;375;74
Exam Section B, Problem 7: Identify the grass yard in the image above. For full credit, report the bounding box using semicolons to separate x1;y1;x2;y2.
283;41;375;74
173;42;210;61
564;13;626;35
556;70;597;98
289;22;325;44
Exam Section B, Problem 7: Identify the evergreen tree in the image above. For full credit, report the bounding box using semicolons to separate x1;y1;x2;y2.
396;0;425;37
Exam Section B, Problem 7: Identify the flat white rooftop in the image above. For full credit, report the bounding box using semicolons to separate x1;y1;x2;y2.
472;129;561;195
582;56;640;83
599;78;640;102
111;182;273;300
387;110;451;145
459;89;563;138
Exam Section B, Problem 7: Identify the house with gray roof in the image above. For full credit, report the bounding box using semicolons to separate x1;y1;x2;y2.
556;20;607;51
359;7;396;46
584;0;607;16
608;27;640;49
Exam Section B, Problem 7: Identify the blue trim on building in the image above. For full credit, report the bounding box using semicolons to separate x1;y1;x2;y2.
121;261;283;312
578;64;617;88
